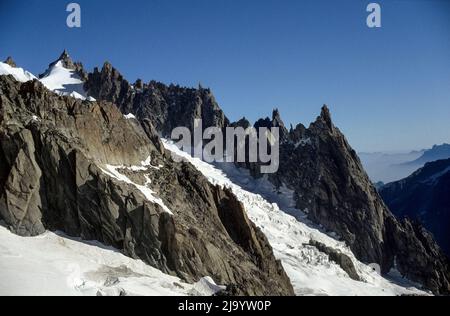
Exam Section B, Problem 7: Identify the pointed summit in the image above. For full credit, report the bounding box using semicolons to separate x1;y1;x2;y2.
60;49;70;58
319;104;333;129
272;108;286;129
56;49;76;69
39;50;80;78
4;56;16;68
271;108;289;142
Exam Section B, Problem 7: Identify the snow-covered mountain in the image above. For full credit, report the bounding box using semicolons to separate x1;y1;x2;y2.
0;60;36;82
39;60;94;101
1;52;449;296
0;53;94;101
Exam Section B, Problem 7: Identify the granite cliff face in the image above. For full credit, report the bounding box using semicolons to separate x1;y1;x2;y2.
0;75;294;296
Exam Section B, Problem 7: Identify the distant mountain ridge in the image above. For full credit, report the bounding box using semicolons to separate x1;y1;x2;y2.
402;144;450;166
380;158;450;256
360;144;450;183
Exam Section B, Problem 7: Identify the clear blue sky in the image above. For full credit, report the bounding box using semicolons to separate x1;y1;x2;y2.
1;0;449;152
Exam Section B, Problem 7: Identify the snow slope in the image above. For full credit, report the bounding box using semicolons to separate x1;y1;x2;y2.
162;140;428;296
0;62;37;82
0;224;223;296
39;61;94;101
99;161;173;215
0;60;94;101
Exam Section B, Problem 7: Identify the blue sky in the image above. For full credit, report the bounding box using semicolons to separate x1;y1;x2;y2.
1;0;449;152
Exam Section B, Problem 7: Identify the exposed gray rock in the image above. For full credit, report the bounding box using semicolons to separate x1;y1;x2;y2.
308;240;361;281
0;75;294;296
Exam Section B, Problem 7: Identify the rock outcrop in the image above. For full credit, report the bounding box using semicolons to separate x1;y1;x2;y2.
308;240;361;281
0;75;294;296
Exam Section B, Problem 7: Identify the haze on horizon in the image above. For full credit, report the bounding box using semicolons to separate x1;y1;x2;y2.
1;0;449;152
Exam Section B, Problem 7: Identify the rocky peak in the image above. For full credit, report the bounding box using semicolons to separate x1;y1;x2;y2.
85;62;229;136
272;108;284;127
317;104;333;130
134;79;144;90
271;108;289;141
56;49;76;70
4;57;16;68
102;61;113;73
38;50;86;80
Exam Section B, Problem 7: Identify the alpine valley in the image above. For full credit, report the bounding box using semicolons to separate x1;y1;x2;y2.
0;51;449;296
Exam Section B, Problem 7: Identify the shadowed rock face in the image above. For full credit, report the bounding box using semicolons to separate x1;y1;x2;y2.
0;75;294;296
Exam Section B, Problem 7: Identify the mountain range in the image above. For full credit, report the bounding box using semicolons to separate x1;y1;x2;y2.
1;51;449;296
402;144;450;166
360;144;450;184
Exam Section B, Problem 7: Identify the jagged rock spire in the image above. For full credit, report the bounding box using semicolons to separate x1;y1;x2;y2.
56;49;76;69
319;104;333;130
39;50;86;79
4;56;16;68
271;108;289;142
272;108;285;127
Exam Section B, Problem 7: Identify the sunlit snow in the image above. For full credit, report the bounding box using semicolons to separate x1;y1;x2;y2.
162;139;429;296
0;62;37;82
100;163;173;215
39;61;94;101
0;224;223;296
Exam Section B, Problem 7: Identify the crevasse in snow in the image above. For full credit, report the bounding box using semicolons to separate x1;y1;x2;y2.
162;139;428;296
